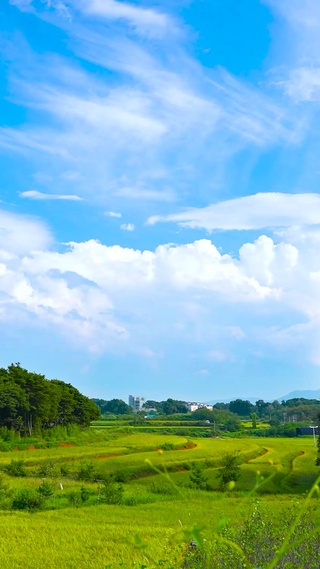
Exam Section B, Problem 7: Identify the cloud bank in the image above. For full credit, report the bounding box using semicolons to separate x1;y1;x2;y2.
148;193;320;231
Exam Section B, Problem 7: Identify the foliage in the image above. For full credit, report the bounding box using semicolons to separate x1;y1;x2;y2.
222;418;242;433
251;412;257;429
92;398;132;415
189;462;209;490
5;459;27;477
0;363;100;436
38;461;59;478
37;480;55;498
229;399;254;417
77;461;96;481
12;488;44;510
217;451;242;490
112;468;131;483
142;399;188;415
99;478;124;504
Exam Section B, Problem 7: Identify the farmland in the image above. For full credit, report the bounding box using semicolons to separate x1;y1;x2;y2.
0;428;319;568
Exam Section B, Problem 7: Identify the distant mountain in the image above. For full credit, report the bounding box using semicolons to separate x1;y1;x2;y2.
278;389;320;401
208;390;320;405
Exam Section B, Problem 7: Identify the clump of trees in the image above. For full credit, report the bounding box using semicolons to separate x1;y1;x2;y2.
93;398;132;415
93;397;189;416
142;399;188;415
0;363;99;436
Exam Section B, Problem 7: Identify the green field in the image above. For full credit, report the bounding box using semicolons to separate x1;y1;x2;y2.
0;431;319;568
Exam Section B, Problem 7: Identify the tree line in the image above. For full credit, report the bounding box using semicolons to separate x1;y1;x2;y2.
93;396;320;424
0;363;100;435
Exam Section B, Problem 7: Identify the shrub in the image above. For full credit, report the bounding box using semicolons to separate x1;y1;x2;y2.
66;491;82;507
60;463;70;477
5;459;27;477
12;488;44;510
0;473;11;508
149;482;177;496
189;462;208;490
160;442;176;451
80;485;91;503
37;461;59;478
99;479;124;505
37;480;55;498
112;469;131;483
216;451;242;490
77;461;96;482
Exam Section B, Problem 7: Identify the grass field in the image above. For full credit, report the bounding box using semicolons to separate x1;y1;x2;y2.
0;430;319;568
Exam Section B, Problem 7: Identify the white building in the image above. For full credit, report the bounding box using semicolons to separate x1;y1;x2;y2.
186;402;213;412
128;395;145;413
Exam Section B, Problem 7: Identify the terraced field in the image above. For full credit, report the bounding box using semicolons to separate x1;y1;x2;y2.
0;431;319;568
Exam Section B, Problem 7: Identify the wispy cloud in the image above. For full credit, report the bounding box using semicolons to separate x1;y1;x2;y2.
120;223;135;232
105;211;122;218
116;187;176;202
9;0;33;11
20;190;84;201
147;193;320;231
77;0;170;36
0;3;300;211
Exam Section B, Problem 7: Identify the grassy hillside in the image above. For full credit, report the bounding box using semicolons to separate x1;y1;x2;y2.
0;430;319;568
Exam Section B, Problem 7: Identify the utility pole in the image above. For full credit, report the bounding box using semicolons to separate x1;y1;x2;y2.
309;426;317;447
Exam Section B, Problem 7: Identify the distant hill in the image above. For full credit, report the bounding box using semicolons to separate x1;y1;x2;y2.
278;389;320;401
208;390;320;405
207;397;260;405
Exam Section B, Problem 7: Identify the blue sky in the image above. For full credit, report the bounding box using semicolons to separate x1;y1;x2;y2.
1;0;320;402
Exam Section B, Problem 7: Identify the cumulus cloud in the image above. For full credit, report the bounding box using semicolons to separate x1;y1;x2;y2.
20;190;84;201
147;192;320;230
1;209;320;362
0;210;52;254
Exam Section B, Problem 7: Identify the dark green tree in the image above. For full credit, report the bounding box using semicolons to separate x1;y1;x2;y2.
189;462;209;490
0;363;99;434
217;451;242;490
94;398;131;415
229;399;254;417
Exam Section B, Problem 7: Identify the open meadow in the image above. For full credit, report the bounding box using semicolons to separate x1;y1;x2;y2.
0;429;319;569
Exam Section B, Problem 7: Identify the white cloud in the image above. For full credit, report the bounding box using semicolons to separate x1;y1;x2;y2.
280;67;320;102
264;0;320;30
147;192;320;231
78;0;170;36
9;0;33;10
197;369;209;376
60;171;82;181
20;190;84;201
116;187;176;202
0;13;299;210
264;0;320;103
208;350;232;363
105;211;122;218
0;210;52;254
120;223;135;232
2;209;320;362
